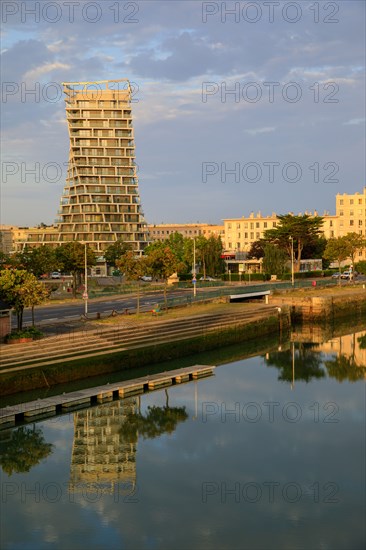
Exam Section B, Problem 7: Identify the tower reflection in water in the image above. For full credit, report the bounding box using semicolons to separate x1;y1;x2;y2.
69;398;138;496
69;393;189;496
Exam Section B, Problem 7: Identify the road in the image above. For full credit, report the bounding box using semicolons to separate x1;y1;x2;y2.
19;276;360;326
21;287;198;325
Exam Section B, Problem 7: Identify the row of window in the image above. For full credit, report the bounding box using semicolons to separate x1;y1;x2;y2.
339;210;365;216
151;229;202;236
226;221;276;230
339;198;363;205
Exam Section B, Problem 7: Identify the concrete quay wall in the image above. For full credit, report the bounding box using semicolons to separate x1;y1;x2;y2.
270;289;366;322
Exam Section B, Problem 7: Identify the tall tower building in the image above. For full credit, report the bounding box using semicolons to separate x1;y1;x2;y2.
57;79;149;256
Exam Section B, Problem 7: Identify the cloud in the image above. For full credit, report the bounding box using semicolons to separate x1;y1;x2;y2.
245;127;276;136
343;118;365;126
23;62;70;81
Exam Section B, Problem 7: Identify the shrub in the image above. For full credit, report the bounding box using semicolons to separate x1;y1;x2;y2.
5;327;44;342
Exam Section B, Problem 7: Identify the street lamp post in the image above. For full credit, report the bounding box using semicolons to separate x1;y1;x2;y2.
84;243;88;315
289;236;294;287
193;237;197;298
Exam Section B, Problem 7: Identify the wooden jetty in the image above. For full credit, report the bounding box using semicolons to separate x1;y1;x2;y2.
0;364;215;428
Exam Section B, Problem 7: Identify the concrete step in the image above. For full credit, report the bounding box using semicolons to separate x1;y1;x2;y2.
0;306;278;367
0;310;276;370
1;306;274;360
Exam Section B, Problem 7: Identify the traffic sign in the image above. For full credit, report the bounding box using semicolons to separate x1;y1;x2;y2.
82;292;88;299
192;278;197;284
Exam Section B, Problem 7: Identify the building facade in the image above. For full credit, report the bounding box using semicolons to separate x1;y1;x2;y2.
148;223;225;242
58;79;149;255
222;188;366;261
336;187;366;261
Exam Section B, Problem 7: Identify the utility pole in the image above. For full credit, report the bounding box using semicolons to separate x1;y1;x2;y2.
193;237;197;297
289;236;294;287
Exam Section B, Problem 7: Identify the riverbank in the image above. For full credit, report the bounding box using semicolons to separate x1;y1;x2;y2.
1;285;365;396
0;303;290;396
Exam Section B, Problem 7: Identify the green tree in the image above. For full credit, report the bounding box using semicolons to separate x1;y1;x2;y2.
145;246;184;309
0;251;12;270
116;251;147;314
323;237;351;285
17;245;58;277
104;239;131;269
341;232;366;268
262;243;287;277
145;233;193;274
355;261;366;275
247;240;266;260
194;235;224;278
264;214;324;271
0;425;53;475
0;269;49;330
55;242;96;297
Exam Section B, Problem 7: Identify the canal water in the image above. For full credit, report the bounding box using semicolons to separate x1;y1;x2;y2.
1;324;365;550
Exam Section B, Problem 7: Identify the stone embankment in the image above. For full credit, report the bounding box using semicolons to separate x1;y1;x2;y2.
269;287;366;322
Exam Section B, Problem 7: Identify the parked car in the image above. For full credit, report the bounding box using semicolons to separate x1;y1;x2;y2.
51;271;61;279
331;272;341;279
340;271;351;279
140;275;152;282
200;276;216;281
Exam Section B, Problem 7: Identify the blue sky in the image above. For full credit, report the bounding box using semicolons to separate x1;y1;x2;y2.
1;0;365;226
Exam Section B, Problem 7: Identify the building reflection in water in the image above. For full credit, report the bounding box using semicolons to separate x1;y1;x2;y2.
265;329;366;386
69;397;138;495
320;331;366;368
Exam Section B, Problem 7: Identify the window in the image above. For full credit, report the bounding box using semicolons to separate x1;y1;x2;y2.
339;210;343;216
237;223;240;229
340;199;343;205
359;220;363;226
358;199;362;204
237;242;240;249
264;222;267;228
330;220;333;227
350;199;354;205
228;242;232;248
350;220;354;226
273;222;277;227
250;232;254;239
256;232;260;238
228;224;232;229
245;232;248;238
350;211;354;216
237;233;241;239
256;222;260;228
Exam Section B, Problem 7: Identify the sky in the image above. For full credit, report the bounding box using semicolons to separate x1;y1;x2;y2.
1;0;365;227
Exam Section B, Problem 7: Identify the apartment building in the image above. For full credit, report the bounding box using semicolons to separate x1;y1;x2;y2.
223;212;278;253
336;187;366;261
0;226;14;254
57;79;149;255
223;188;366;261
20;80;149;266
148;223;225;241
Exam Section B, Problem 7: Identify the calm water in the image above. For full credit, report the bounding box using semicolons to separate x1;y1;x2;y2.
1;326;365;550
